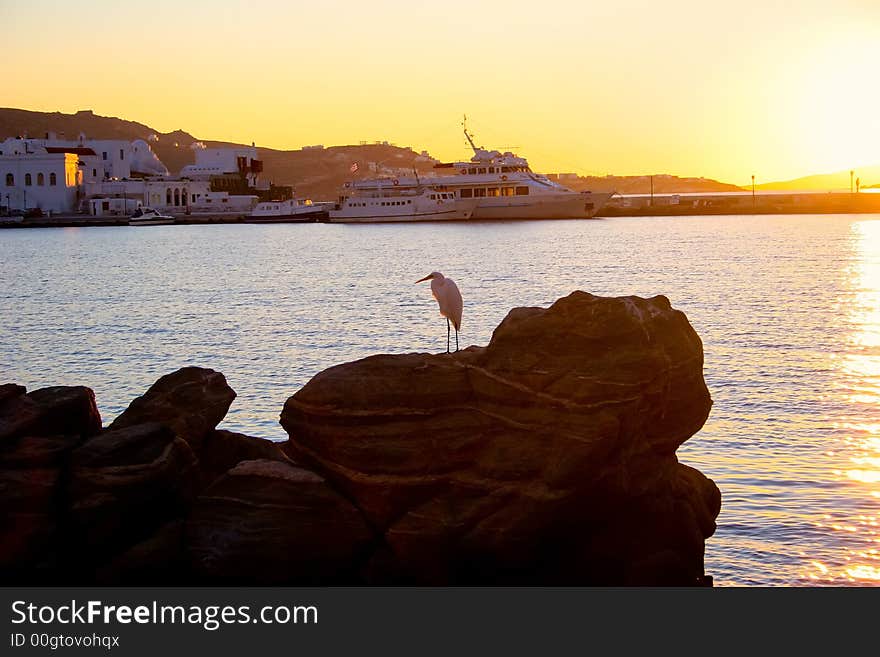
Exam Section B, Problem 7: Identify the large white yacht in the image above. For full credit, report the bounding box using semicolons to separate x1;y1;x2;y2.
329;121;612;222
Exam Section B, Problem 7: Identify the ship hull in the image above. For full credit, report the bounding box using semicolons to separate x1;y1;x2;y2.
129;219;174;226
469;192;613;220
327;208;468;223
245;211;326;223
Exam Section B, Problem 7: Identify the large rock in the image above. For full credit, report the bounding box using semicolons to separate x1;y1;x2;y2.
281;292;719;585
187;459;374;584
0;383;26;406
67;422;199;570
0;434;82;577
0;466;61;579
95;520;187;585
0;385;100;580
0;385;101;443
109;367;235;451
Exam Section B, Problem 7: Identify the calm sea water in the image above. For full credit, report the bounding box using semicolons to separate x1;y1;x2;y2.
2;214;879;586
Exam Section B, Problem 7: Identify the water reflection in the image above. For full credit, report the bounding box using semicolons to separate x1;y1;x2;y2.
807;219;880;584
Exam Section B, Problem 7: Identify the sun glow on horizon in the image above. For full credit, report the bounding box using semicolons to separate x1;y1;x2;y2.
2;0;879;184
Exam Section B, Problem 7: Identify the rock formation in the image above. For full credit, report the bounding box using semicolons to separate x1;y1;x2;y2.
281;291;719;584
0;292;720;585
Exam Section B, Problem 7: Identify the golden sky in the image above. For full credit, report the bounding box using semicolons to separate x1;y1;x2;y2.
3;0;879;184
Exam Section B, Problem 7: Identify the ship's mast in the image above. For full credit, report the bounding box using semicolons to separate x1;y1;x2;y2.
462;114;479;154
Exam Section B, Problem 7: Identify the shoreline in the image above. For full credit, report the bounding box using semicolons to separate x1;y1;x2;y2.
3;193;880;228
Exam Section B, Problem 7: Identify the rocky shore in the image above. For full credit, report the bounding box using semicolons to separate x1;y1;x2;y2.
0;292;721;585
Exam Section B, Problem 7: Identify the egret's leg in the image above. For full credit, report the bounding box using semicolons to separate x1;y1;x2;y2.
446;318;451;353
455;329;459;352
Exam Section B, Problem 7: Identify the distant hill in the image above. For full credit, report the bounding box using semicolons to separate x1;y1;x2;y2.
0;108;436;199
0;107;745;199
0;108;199;175
750;165;880;192
563;174;740;195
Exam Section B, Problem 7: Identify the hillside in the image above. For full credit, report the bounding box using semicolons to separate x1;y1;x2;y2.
1;107;740;199
0;108;435;199
564;174;740;195
0;108;198;175
751;165;880;192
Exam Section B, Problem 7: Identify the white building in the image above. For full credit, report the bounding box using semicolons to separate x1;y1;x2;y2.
89;177;257;216
179;145;263;187
1;134;168;186
89;196;141;216
0;148;83;213
2;134;261;216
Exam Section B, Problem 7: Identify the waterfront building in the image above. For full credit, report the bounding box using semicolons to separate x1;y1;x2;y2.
89;177;257;216
2;133;264;216
1;133;168;185
0;146;83;213
180;145;264;189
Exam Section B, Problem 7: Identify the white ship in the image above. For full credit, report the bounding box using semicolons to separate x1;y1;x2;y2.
329;120;612;222
247;198;333;223
329;186;477;223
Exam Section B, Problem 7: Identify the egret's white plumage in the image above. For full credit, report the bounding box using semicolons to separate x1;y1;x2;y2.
416;271;463;352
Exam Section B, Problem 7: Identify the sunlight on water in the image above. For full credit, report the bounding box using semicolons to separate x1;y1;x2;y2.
2;214;880;586
810;218;880;585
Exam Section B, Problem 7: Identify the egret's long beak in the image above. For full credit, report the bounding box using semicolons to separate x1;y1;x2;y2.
415;275;432;283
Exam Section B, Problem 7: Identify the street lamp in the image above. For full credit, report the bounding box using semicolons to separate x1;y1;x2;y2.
751;175;755;205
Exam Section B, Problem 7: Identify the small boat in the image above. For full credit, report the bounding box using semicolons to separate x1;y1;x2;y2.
129;207;175;226
247;198;333;223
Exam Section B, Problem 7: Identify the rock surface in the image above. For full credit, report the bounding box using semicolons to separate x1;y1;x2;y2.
281;292;719;584
109;367;235;451
187;459;374;584
0;385;101;579
0;385;101;443
0;293;721;585
197;429;294;487
68;422;199;569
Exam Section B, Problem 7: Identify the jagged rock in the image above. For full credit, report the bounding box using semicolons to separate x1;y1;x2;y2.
187;459;374;584
109;367;235;451
197;429;293;487
68;422;199;569
0;434;82;469
0;386;99;579
0;385;101;443
0;383;26;405
281;292;719;585
95;520;187;585
0;466;60;577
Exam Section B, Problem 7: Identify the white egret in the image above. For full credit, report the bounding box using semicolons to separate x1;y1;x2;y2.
416;271;463;353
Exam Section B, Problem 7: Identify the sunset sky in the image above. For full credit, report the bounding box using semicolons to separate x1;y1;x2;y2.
3;0;879;184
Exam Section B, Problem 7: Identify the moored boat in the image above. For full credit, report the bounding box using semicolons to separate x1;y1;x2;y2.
247;198;333;223
129;207;175;226
328;186;477;223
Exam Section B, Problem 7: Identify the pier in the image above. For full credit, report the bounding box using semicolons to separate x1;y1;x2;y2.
1;213;258;228
601;191;880;216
